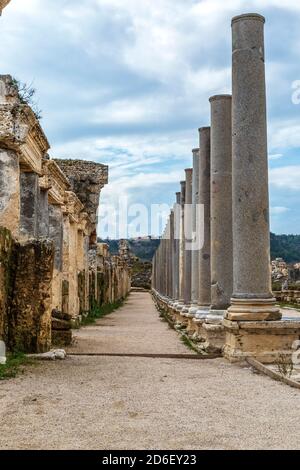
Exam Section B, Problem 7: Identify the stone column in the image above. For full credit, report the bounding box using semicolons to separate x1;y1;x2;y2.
176;181;186;311
169;209;174;300
182;168;193;313
49;204;63;312
164;220;169;298
38;189;49;238
195;127;211;318
0;149;20;238
189;149;201;315
226;13;280;321
172;192;181;307
19;172;39;240
207;95;233;322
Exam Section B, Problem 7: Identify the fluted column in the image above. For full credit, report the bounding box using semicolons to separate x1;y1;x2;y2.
195;127;211;318
226;13;280;321
207;95;233;323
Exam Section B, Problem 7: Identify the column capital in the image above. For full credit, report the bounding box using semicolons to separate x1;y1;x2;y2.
232;13;265;26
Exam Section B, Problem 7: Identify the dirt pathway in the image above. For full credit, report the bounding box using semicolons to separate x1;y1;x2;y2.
0;292;300;450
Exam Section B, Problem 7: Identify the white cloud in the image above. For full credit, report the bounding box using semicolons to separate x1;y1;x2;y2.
270;166;300;191
271;206;290;215
269;120;300;151
3;0;300;236
269;153;283;160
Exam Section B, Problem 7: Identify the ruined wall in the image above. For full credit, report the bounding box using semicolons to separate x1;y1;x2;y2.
0;1;11;14
9;240;54;353
0;149;20;237
88;244;131;310
0;227;14;343
55;159;108;244
0;230;54;353
0;75;130;352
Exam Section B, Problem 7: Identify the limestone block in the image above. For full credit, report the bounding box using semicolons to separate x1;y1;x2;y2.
51;318;72;331
223;318;300;363
0;1;11;14
0;227;14;343
52;330;72;347
9;239;54;353
0;149;20;237
201;323;225;353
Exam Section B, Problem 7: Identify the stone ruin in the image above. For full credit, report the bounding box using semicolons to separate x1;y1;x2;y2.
0;75;131;353
0;1;11;15
152;13;300;364
118;239;152;290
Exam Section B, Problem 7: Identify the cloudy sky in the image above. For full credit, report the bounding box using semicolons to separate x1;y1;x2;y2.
1;0;300;237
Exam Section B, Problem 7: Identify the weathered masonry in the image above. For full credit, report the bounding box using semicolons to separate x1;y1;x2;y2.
152;13;300;364
0;75;131;353
0;1;11;15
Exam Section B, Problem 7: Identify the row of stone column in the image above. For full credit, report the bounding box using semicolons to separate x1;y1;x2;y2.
152;13;279;330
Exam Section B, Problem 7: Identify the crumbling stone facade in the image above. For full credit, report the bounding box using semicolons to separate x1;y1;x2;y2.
0;75;131;352
0;1;11;15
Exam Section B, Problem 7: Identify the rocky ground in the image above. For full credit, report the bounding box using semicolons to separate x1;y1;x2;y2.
0;292;300;450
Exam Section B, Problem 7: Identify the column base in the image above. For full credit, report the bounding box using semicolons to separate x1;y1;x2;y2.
181;304;191;316
175;302;185;312
205;309;225;324
195;305;211;319
223;318;300;363
188;304;199;316
225;297;281;321
200;322;226;354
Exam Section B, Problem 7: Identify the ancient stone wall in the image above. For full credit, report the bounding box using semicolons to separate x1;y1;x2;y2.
0;227;14;343
0;75;131;352
9;240;54;353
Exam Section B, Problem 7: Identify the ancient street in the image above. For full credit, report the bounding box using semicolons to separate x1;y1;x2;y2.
0;292;300;450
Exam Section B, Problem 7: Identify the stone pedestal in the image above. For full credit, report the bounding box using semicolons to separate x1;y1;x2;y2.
223;318;300;363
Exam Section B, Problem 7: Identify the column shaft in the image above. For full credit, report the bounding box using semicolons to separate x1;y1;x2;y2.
183;168;193;308
177;181;186;309
209;95;233;314
189;149;200;314
227;13;280;321
196;127;211;317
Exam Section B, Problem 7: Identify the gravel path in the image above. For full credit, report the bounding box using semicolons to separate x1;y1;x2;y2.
0;292;300;450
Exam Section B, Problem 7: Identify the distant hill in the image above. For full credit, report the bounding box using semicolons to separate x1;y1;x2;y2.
99;238;160;261
270;233;300;264
100;233;300;264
